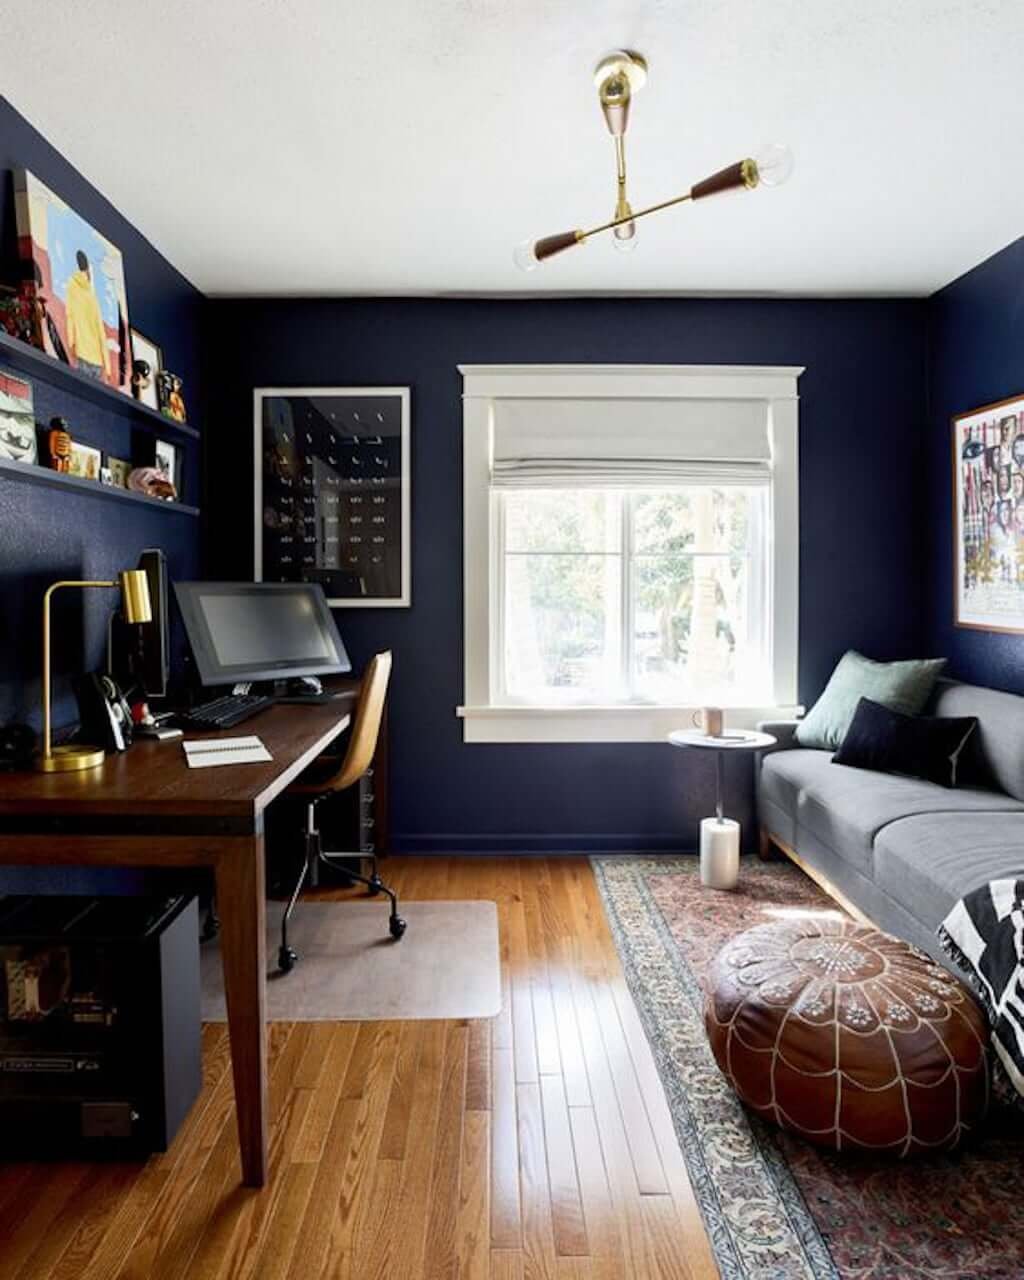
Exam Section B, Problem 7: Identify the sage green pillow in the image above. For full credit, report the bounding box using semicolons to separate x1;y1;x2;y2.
794;651;947;751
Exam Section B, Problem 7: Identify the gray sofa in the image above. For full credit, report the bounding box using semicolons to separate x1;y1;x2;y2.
757;679;1024;967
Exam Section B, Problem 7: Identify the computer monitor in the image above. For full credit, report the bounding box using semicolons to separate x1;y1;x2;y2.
173;582;351;687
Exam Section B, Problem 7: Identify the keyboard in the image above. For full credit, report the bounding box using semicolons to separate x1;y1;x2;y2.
173;693;275;731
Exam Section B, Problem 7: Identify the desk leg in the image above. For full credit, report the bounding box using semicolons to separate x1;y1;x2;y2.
216;835;268;1187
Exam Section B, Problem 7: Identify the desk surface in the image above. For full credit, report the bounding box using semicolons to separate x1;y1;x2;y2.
0;689;356;827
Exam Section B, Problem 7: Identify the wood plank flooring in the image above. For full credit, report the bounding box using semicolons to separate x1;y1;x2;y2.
0;857;718;1280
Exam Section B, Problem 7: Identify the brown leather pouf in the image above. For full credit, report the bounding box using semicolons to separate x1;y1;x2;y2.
705;918;990;1156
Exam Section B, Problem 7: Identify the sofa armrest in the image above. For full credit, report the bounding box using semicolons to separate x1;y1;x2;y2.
756;719;801;755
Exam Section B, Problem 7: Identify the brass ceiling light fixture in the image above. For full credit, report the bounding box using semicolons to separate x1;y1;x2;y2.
514;50;793;271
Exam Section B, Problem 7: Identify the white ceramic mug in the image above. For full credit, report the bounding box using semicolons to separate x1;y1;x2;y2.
692;706;724;737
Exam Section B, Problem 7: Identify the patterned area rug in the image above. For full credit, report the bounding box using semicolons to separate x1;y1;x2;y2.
592;855;1024;1280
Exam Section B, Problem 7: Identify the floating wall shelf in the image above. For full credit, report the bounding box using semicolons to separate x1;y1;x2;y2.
0;329;200;442
0;456;199;517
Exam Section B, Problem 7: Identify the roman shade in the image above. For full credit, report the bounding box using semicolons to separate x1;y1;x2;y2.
490;396;772;487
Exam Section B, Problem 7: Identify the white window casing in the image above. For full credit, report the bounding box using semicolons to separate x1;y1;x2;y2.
459;364;804;743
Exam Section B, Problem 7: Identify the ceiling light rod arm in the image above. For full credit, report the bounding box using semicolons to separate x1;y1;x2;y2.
613;135;627;192
584;188;693;239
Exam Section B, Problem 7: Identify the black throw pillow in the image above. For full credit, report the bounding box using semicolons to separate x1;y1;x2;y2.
832;697;979;788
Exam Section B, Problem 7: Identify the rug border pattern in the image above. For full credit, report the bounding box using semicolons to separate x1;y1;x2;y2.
591;854;840;1280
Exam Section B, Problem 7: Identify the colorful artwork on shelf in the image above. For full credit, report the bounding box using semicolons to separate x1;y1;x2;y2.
954;392;1024;634
105;455;132;489
255;388;411;607
68;440;102;481
130;329;161;411
156;369;187;423
14;170;131;395
0;365;37;464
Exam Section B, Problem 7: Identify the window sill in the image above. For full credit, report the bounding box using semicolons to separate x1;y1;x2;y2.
456;703;803;743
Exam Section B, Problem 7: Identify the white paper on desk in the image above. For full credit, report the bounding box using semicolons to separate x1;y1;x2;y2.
182;736;272;768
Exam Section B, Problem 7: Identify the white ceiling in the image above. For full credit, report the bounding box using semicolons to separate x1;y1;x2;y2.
3;0;1022;297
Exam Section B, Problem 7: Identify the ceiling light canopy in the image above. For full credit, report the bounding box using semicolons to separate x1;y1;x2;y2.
514;51;793;271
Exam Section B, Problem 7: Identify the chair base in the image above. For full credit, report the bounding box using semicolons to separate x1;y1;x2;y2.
277;810;406;973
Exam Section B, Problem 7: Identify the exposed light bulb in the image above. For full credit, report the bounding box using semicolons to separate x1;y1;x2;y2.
752;143;794;188
513;239;540;272
613;222;638;252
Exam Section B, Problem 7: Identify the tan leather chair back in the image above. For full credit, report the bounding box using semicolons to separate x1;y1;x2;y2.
333;651;392;792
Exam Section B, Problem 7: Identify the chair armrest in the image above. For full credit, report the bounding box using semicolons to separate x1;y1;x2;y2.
756;720;801;755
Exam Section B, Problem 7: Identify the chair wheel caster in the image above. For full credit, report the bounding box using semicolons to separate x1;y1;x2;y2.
278;946;298;972
389;916;407;940
367;876;383;897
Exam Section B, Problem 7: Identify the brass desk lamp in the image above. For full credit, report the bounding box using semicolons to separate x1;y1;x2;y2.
37;570;152;772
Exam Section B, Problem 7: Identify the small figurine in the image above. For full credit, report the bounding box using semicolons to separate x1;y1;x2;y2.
131;357;152;403
47;417;72;473
128;466;176;501
157;369;187;423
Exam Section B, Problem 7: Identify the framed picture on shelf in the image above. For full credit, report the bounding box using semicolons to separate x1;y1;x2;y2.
132;431;183;501
68;440;102;481
156;370;187;423
953;392;1024;634
14;170;132;395
154;438;182;497
0;366;37;464
254;386;411;607
104;454;132;489
130;329;162;411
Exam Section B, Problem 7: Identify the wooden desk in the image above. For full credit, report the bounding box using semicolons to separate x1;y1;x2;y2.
0;692;358;1187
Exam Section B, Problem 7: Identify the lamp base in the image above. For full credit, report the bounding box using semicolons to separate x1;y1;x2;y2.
36;745;106;773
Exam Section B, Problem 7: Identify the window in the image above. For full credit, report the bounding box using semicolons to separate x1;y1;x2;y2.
459;365;802;742
499;487;769;706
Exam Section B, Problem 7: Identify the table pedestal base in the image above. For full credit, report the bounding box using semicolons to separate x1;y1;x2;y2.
700;817;740;890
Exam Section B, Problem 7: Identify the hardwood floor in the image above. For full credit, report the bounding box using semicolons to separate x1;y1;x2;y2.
0;857;718;1280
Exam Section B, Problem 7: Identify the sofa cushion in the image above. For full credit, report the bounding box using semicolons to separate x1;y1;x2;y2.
794;651;946;751
760;748;1024;876
874;812;1024;930
832;697;978;788
930;680;1024;802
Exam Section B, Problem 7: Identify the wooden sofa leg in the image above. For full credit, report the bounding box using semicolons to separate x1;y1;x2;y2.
758;827;779;862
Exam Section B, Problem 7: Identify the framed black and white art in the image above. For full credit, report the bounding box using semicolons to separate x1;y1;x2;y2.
254;387;411;607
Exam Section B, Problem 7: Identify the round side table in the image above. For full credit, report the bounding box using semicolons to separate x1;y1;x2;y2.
667;729;777;889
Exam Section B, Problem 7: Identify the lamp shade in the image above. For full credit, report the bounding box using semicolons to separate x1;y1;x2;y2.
120;569;152;624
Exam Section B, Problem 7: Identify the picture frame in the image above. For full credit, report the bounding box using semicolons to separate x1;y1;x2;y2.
153;438;182;497
953;392;1024;634
67;440;102;481
132;430;183;501
130;329;162;411
254;386;411;607
104;454;132;489
14;170;132;395
0;366;37;464
156;369;187;423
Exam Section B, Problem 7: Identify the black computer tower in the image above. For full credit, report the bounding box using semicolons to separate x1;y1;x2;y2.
0;894;201;1156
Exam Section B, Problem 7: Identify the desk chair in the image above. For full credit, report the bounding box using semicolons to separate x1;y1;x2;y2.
277;650;405;973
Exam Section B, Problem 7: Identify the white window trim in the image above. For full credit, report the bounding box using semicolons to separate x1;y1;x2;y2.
458;364;804;743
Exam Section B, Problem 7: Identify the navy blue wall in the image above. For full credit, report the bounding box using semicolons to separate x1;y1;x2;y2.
0;98;203;892
927;235;1024;693
207;298;928;852
0;97;204;735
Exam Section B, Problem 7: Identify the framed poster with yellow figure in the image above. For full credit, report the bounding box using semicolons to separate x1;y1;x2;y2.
14;170;132;395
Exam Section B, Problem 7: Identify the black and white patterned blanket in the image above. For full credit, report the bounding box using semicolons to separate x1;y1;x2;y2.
938;879;1024;1101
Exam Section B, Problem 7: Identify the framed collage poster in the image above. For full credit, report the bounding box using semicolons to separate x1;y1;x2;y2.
953;392;1024;633
255;387;410;607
